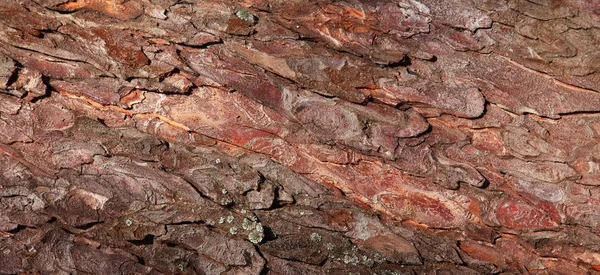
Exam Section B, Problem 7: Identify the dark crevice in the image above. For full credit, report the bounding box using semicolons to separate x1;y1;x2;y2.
259;225;277;242
558;110;600;117
96;118;108;127
259;266;270;275
28;74;52;103
329;47;363;59
180;40;224;50
167;220;205;226
158;68;181;82
379;55;412;68
135;255;145;265
127;234;156;246
48;5;77;14
136;87;194;96
74;221;104;230
296;36;319;43
5;67;20;88
267;187;293;210
311;91;338;99
7;224;28;234
0;194;26;198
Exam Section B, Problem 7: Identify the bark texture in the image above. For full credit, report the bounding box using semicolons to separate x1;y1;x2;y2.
1;0;600;274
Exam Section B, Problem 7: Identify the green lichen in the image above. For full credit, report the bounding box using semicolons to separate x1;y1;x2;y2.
361;255;374;266
343;254;360;265
220;198;233;206
242;217;256;231
226;215;235;223
242;216;264;244
309;232;322;242
236;9;256;24
125;219;133;227
248;230;263;244
229;227;238;235
372;252;387;262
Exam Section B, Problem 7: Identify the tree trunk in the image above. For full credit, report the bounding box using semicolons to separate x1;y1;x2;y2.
1;0;599;273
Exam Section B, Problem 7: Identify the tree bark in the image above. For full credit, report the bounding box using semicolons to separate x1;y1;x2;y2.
1;0;600;273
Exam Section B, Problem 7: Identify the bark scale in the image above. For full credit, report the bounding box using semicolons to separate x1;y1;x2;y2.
1;0;600;274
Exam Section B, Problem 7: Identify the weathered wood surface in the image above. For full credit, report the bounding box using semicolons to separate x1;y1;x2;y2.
1;0;600;273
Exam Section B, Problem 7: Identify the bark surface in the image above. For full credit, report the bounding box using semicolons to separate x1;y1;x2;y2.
1;0;600;274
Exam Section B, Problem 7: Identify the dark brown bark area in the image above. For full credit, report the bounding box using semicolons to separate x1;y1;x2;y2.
1;0;600;274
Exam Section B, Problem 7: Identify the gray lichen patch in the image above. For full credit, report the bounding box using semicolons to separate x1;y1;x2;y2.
220;197;233;206
248;230;263;244
242;216;264;244
309;232;322;242
343;254;360;265
242;216;258;231
361;255;374;266
236;9;256;24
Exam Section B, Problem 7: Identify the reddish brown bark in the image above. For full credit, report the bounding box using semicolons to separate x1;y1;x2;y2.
1;0;600;274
